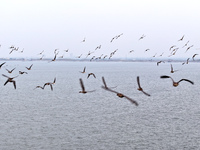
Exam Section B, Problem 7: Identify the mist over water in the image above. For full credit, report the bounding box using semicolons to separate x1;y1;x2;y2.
0;61;200;149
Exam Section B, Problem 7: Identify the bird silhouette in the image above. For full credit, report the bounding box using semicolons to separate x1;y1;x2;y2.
80;67;86;73
170;64;178;73
101;77;138;106
87;73;96;79
26;64;33;70
160;75;194;87
6;68;15;73
136;76;150;96
79;78;95;93
2;74;18;89
0;62;6;69
43;78;56;91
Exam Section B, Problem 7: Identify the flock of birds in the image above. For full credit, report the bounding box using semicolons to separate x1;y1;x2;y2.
0;34;199;106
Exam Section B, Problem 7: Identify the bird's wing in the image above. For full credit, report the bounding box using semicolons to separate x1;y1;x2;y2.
160;75;174;82
11;68;16;72
83;67;86;72
93;73;96;78
2;74;9;78
79;78;85;91
12;80;16;89
50;84;53;91
101;86;118;94
4;79;9;86
178;79;194;85
102;77;108;88
123;95;139;106
87;74;90;78
137;76;142;89
141;90;151;97
170;64;173;71
53;78;56;84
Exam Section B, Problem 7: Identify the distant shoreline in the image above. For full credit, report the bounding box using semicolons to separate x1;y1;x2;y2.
0;58;199;63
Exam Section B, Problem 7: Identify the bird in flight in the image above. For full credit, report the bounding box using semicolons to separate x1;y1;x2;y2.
136;76;150;96
87;73;96;79
34;85;44;90
80;67;86;73
0;62;6;69
157;61;165;66
79;78;95;94
192;54;198;60
178;35;184;41
43;77;56;91
19;71;28;74
6;68;16;73
26;64;33;70
160;75;194;87
170;64;178;73
139;34;146;40
101;77;138;106
2;74;18;89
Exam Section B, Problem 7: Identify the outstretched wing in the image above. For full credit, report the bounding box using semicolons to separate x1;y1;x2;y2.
83;67;86;72
53;78;56;84
178;79;194;85
170;64;173;71
79;78;85;92
123;95;139;106
141;90;151;97
12;80;16;89
102;77;108;88
137;76;142;89
50;84;53;91
2;74;10;78
160;75;174;82
4;79;9;86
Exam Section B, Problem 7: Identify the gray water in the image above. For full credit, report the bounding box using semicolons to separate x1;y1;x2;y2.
0;61;200;150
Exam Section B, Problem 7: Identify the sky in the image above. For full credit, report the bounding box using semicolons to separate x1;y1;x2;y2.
0;0;200;60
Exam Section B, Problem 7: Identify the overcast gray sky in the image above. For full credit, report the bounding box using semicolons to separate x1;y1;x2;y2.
0;0;200;59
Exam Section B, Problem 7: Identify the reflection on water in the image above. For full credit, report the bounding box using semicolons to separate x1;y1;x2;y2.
0;61;200;149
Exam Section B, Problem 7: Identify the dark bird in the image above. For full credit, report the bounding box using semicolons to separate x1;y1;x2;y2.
139;34;146;40
79;78;95;93
192;54;198;60
77;54;82;58
160;75;194;87
51;52;59;61
178;35;184;41
2;74;18;89
169;45;176;51
0;62;6;69
6;68;15;73
38;50;44;55
144;49;150;52
136;76;150;96
64;49;69;52
26;64;33;70
182;58;190;65
170;64;178;73
157;61;165;66
185;45;194;53
19;71;28;74
95;45;101;50
101;77;138;106
43;77;56;91
87;73;96;79
34;86;44;90
80;67;86;73
129;50;134;53
81;37;86;42
182;41;189;48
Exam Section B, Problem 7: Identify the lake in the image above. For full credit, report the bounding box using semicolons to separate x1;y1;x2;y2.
0;61;200;150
